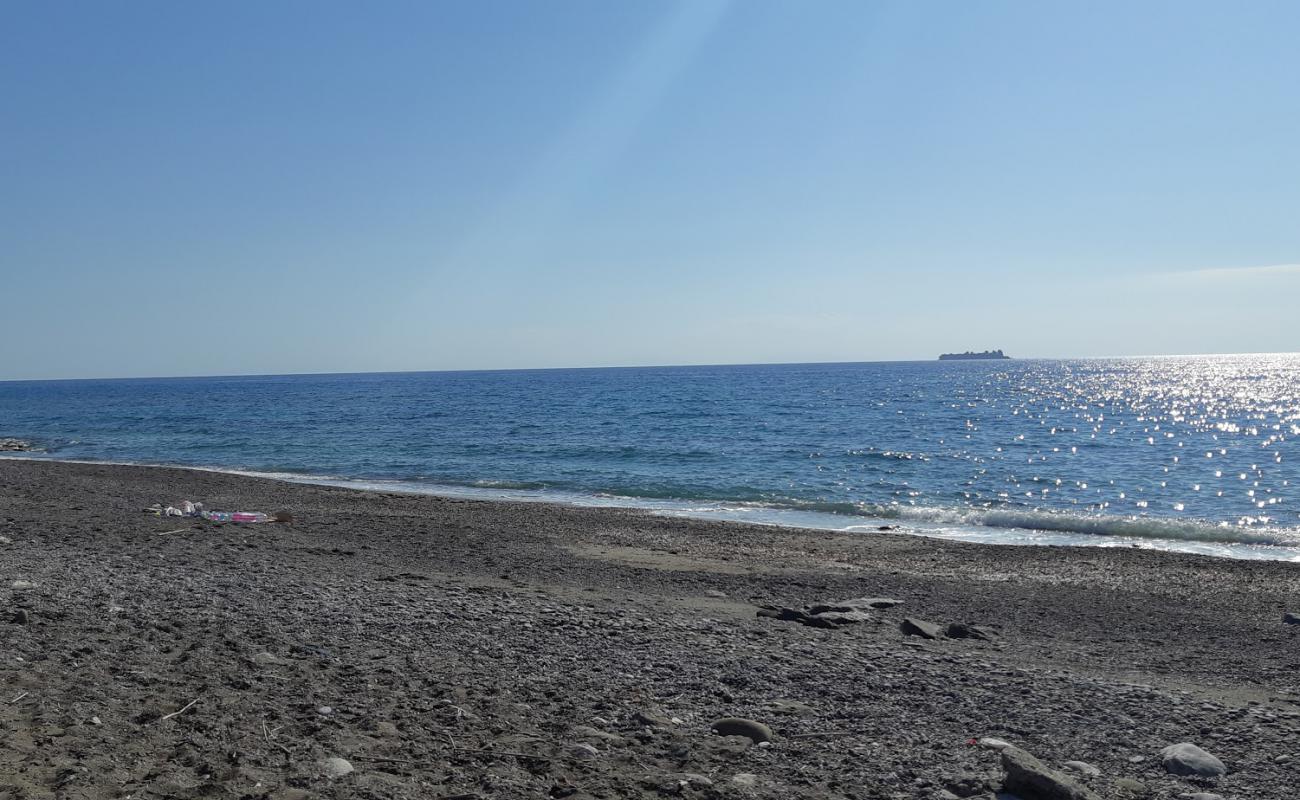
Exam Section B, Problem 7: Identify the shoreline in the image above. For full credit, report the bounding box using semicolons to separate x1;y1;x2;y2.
3;453;1299;563
1;458;1298;798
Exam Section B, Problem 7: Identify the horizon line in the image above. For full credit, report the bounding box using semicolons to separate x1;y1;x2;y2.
4;351;1299;384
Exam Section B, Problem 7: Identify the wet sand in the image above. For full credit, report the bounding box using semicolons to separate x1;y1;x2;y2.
1;459;1297;799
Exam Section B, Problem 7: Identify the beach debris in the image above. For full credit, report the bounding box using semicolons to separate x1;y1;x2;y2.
0;438;33;451
1284;611;1299;625
160;697;201;721
900;617;943;639
1160;742;1227;777
145;501;292;524
320;756;355;778
145;500;203;517
1000;746;1101;800
11;580;36;590
711;717;774;743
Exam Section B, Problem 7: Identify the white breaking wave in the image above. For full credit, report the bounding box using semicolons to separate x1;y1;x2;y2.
888;505;1300;547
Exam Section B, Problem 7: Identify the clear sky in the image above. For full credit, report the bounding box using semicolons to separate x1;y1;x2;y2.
3;1;1298;379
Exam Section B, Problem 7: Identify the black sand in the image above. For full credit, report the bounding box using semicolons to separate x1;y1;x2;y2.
1;460;1297;799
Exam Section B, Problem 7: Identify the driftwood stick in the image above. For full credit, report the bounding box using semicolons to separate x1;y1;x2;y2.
160;697;200;721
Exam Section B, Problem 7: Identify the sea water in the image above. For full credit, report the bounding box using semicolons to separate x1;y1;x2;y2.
2;356;1298;561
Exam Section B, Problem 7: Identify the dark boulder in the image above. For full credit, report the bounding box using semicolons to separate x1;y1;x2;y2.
900;617;943;639
1001;746;1101;800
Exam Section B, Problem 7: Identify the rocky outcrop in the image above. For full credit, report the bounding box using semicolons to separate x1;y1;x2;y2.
900;617;943;639
1001;746;1101;800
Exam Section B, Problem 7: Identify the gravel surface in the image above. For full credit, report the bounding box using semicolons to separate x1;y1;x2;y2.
1;459;1298;799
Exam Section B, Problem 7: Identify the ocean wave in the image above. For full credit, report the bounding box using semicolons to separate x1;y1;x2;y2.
6;453;1298;552
468;478;550;490
585;490;1300;547
889;505;1300;547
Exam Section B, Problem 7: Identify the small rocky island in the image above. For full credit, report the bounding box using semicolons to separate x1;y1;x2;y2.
939;349;1011;361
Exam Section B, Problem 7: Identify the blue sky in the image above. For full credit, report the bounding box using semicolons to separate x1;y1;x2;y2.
3;1;1298;379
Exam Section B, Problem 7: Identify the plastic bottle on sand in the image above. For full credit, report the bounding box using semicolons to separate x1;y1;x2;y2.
202;511;269;523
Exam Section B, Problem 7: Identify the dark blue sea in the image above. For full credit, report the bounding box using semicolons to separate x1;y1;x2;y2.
3;356;1299;561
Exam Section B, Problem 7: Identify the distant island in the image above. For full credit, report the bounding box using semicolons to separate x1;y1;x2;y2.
938;349;1011;361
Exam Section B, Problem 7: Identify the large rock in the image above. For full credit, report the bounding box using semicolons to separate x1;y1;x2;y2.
809;597;902;613
1001;746;1101;800
810;609;872;625
711;717;773;743
1160;742;1226;777
756;606;842;629
947;622;999;640
1284;612;1299;625
565;742;601;760
0;438;32;452
757;606;828;627
900;617;943;639
320;757;354;778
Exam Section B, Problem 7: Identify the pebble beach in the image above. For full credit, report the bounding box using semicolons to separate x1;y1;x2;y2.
2;459;1299;799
